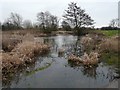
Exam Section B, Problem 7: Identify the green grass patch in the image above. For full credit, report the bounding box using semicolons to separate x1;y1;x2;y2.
100;52;119;66
97;30;119;37
26;62;52;76
100;52;120;76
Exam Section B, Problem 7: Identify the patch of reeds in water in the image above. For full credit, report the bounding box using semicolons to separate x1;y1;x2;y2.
68;52;100;68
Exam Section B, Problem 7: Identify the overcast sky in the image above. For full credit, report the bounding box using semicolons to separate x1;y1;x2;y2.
0;0;119;27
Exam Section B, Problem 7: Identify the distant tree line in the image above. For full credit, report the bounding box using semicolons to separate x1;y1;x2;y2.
100;19;120;30
1;2;119;33
1;2;95;32
100;26;120;30
2;12;23;30
37;11;59;33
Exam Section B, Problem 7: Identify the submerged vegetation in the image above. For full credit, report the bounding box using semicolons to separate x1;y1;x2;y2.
26;62;52;76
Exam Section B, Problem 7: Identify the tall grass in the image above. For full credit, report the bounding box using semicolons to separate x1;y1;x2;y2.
2;30;50;75
77;33;119;68
99;37;119;53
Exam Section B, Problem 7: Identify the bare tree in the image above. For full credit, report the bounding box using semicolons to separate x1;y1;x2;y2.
63;2;94;30
8;12;23;28
62;20;71;31
50;15;58;30
23;20;32;29
37;12;45;29
37;11;58;31
2;20;15;30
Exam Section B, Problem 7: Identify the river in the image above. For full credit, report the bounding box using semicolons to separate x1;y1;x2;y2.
2;35;118;88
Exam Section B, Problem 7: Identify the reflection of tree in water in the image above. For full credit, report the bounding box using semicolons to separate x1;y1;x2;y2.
115;65;120;79
81;67;97;79
68;61;116;82
114;56;120;78
64;36;83;57
67;60;98;79
45;36;118;82
43;36;83;58
67;61;81;69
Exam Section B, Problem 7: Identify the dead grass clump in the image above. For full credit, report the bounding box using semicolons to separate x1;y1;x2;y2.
68;52;99;68
68;54;82;64
12;41;50;60
34;43;50;55
2;38;22;52
2;33;22;52
100;38;118;53
80;35;98;53
81;52;99;67
81;35;93;45
2;53;23;72
2;30;51;81
2;41;50;75
12;41;35;59
80;34;104;52
58;48;65;57
22;34;34;42
0;53;2;72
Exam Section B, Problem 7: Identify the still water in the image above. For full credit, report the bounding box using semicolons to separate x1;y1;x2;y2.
2;35;118;88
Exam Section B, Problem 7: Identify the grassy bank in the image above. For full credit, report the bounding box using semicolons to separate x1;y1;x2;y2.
96;30;119;37
85;30;119;37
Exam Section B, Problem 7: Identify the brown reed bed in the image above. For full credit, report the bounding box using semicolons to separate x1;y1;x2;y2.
1;31;50;79
68;33;119;68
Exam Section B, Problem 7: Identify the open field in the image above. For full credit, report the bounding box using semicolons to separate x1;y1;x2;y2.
96;30;119;37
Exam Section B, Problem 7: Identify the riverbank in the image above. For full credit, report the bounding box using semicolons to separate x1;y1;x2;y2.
1;31;50;81
2;29;119;73
1;29;119;88
67;30;119;81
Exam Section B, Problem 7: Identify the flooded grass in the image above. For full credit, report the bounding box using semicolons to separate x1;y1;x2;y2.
100;52;118;66
26;62;52;76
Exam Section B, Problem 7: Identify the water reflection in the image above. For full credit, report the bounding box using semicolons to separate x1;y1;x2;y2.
81;66;97;79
